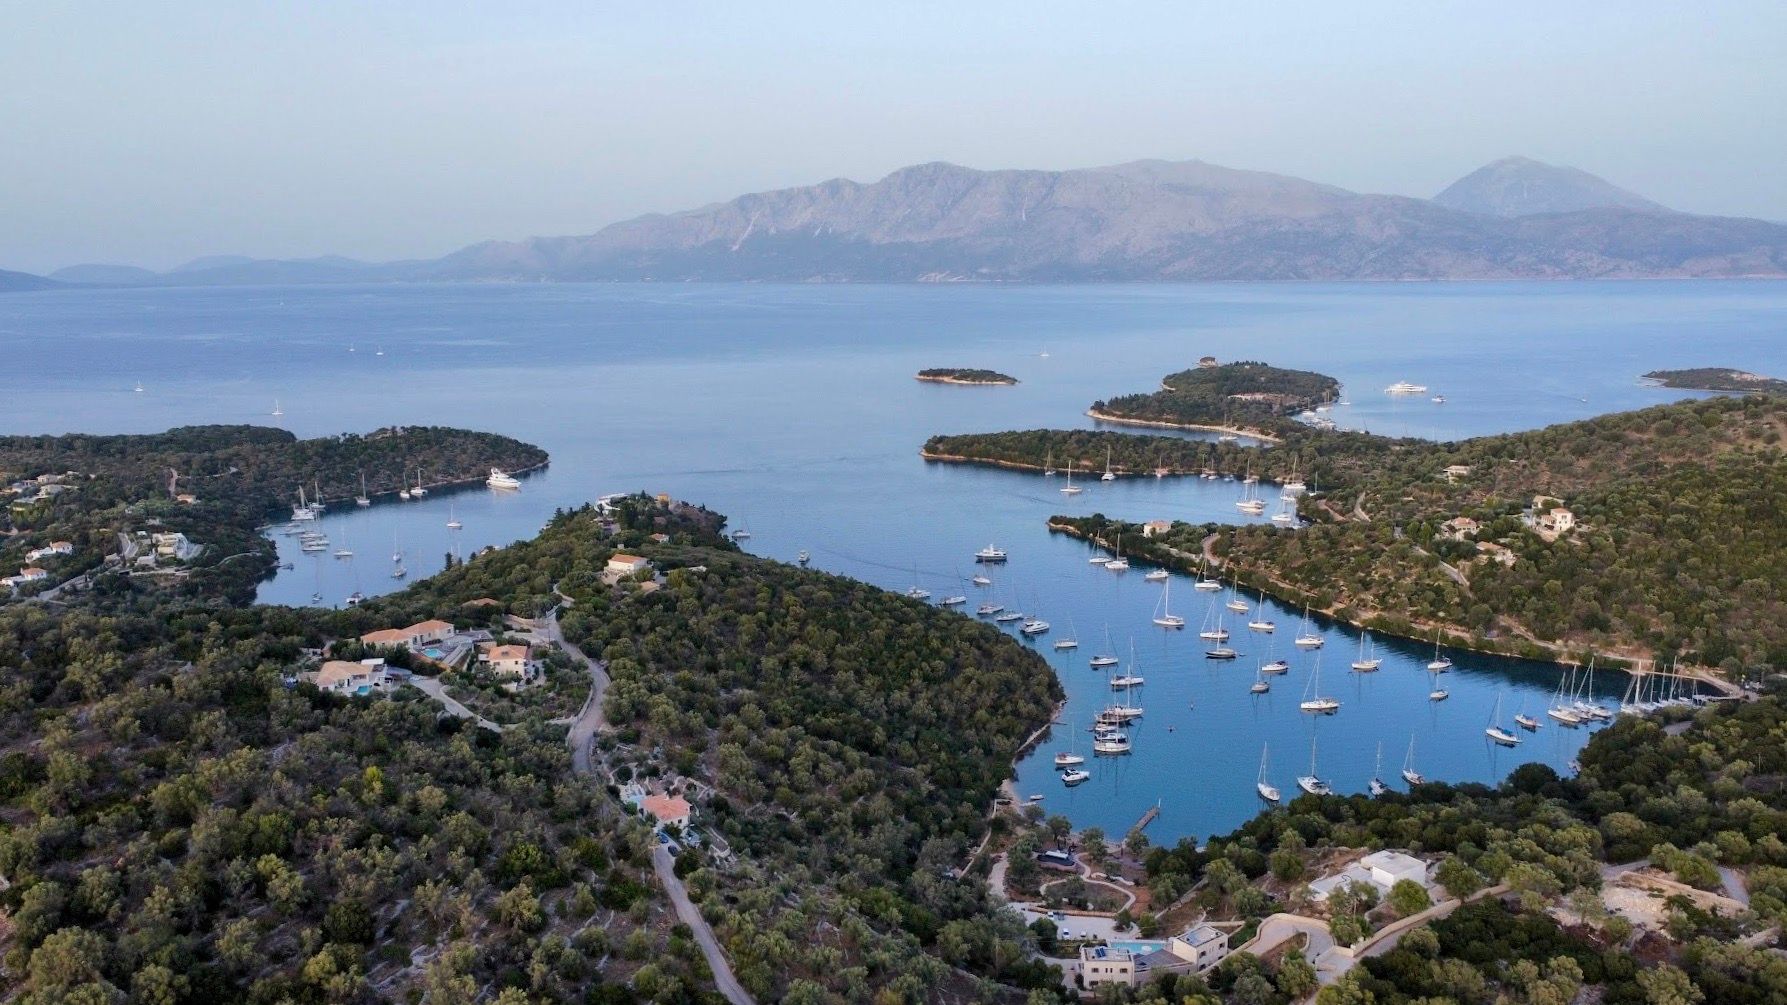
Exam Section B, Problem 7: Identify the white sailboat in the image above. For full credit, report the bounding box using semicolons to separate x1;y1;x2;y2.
1486;693;1522;746
1426;628;1454;671
1428;671;1450;702
272;398;284;417
1193;559;1222;592
1060;462;1083;495
1547;667;1584;725
1100;445;1116;481
411;469;428;497
1293;606;1323;649
1401;737;1425;785
1257;744;1281;802
1197;596;1229;640
446;504;463;530
1298;651;1340;713
1054;724;1085;768
1144;567;1168;582
1235;464;1266;514
905;561;930;600
1154;578;1186;629
1250;666;1270;693
1089;625;1119;668
1247;591;1276;632
1103;532;1128;571
1044;450;1056;476
355;472;370;507
1350;631;1382;671
1297;736;1332;795
1369;743;1388;796
1225;589;1249;614
1053;616;1079;650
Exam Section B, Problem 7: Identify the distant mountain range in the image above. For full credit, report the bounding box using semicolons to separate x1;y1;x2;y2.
19;156;1787;287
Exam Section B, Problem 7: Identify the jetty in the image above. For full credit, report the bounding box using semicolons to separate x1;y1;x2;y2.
1132;799;1162;832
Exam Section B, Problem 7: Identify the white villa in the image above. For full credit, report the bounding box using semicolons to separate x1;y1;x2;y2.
606;553;651;576
1079;945;1138;989
25;541;74;563
1168;924;1232;972
1310;850;1433;902
308;658;389;697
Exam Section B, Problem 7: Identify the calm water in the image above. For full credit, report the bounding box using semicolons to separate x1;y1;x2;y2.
4;281;1783;844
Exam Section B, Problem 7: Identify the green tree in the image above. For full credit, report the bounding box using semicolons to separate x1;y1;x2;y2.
1388;878;1431;918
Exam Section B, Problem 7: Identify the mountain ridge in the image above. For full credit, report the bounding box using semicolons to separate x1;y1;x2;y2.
15;156;1787;287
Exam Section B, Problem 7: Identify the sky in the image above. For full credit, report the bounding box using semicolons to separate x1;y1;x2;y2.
3;1;1784;273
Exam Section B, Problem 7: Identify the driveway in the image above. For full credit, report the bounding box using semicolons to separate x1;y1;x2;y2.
652;844;754;1004
407;676;502;732
543;602;610;775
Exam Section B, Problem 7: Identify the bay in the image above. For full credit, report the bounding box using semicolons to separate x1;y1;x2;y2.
3;279;1782;845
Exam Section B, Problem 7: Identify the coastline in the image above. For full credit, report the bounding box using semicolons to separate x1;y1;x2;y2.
922;448;1188;477
1044;518;1737;694
1084;408;1283;444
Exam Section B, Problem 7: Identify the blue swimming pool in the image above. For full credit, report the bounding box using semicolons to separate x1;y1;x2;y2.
422;646;446;659
1108;940;1166;956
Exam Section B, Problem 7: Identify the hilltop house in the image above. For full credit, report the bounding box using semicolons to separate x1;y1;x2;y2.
606;553;651;576
1538;507;1575;534
641;793;692;831
150;532;200;561
308;658;389;697
1141;520;1174;538
1442;517;1479;540
1311;850;1433;902
1080;946;1139;989
25;541;74;563
1167;924;1233;973
478;642;535;680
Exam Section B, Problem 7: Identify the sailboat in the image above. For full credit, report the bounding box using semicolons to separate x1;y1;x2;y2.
1103;533;1128;571
971;572;992;586
1110;642;1144;688
1297;736;1332;795
1060;462;1083;495
272;399;284;417
333;529;354;559
1573;659;1614;720
1225;589;1249;614
940;570;968;608
1293;606;1323;648
1250;666;1270;693
1298;651;1340;713
134;380;144;393
1053;616;1079;650
1193;559;1223;592
905;561;930;600
391;543;407;579
1154;578;1186;629
411;469;427;498
1514;697;1541;731
1428;671;1450;702
1369;743;1388;796
1054;723;1085;768
1089;625;1119;667
1144;567;1168;582
447;504;462;531
1100;445;1116;481
1350;631;1382;671
1485;693;1522;745
1257;744;1281;802
1401;737;1425;785
1044;450;1056;476
291;486;317;522
1426;628;1453;671
1247;591;1276;632
355;472;370;507
1235;464;1266;514
1547;667;1583;725
399;473;412;501
1197;596;1229;640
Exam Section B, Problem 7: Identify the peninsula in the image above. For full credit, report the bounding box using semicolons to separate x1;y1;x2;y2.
1090;360;1336;438
0;425;1063;1002
1643;366;1787;395
916;367;1018;385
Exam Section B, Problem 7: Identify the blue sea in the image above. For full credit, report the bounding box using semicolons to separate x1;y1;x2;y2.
3;280;1782;845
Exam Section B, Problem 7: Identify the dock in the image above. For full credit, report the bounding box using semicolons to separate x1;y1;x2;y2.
1132;799;1161;832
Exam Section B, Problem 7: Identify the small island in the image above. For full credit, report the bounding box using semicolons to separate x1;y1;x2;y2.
916;367;1018;386
1091;359;1338;438
1643;367;1787;395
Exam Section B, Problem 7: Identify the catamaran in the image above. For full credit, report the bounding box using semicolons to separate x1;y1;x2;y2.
1485;694;1522;746
1401;737;1425;785
1299;652;1340;713
1297;736;1332;795
1426;629;1453;671
1350;631;1382;671
1154;578;1186;629
1257;744;1281;802
1293;606;1323;648
1369;742;1389;796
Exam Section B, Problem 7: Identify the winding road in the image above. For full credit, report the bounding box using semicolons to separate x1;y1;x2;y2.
550;600;754;1004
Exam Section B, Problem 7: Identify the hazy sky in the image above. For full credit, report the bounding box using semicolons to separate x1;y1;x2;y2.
4;1;1784;273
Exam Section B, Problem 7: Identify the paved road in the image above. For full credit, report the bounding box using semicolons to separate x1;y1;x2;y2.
407;676;502;732
652;844;753;1004
550;600;753;1003
542;603;610;775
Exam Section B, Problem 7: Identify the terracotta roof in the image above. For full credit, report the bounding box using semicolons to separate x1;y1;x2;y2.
315;660;370;687
359;628;408;645
609;553;647;565
641;793;691;823
462;597;502;607
482;644;530;662
407;619;455;634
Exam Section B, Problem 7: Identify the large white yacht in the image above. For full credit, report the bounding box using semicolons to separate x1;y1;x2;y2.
487;468;522;490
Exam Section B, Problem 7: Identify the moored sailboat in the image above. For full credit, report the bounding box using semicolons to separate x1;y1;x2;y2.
1257;744;1281;802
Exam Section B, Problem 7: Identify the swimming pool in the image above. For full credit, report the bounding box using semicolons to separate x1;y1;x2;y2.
422;646;446;659
1107;940;1166;956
